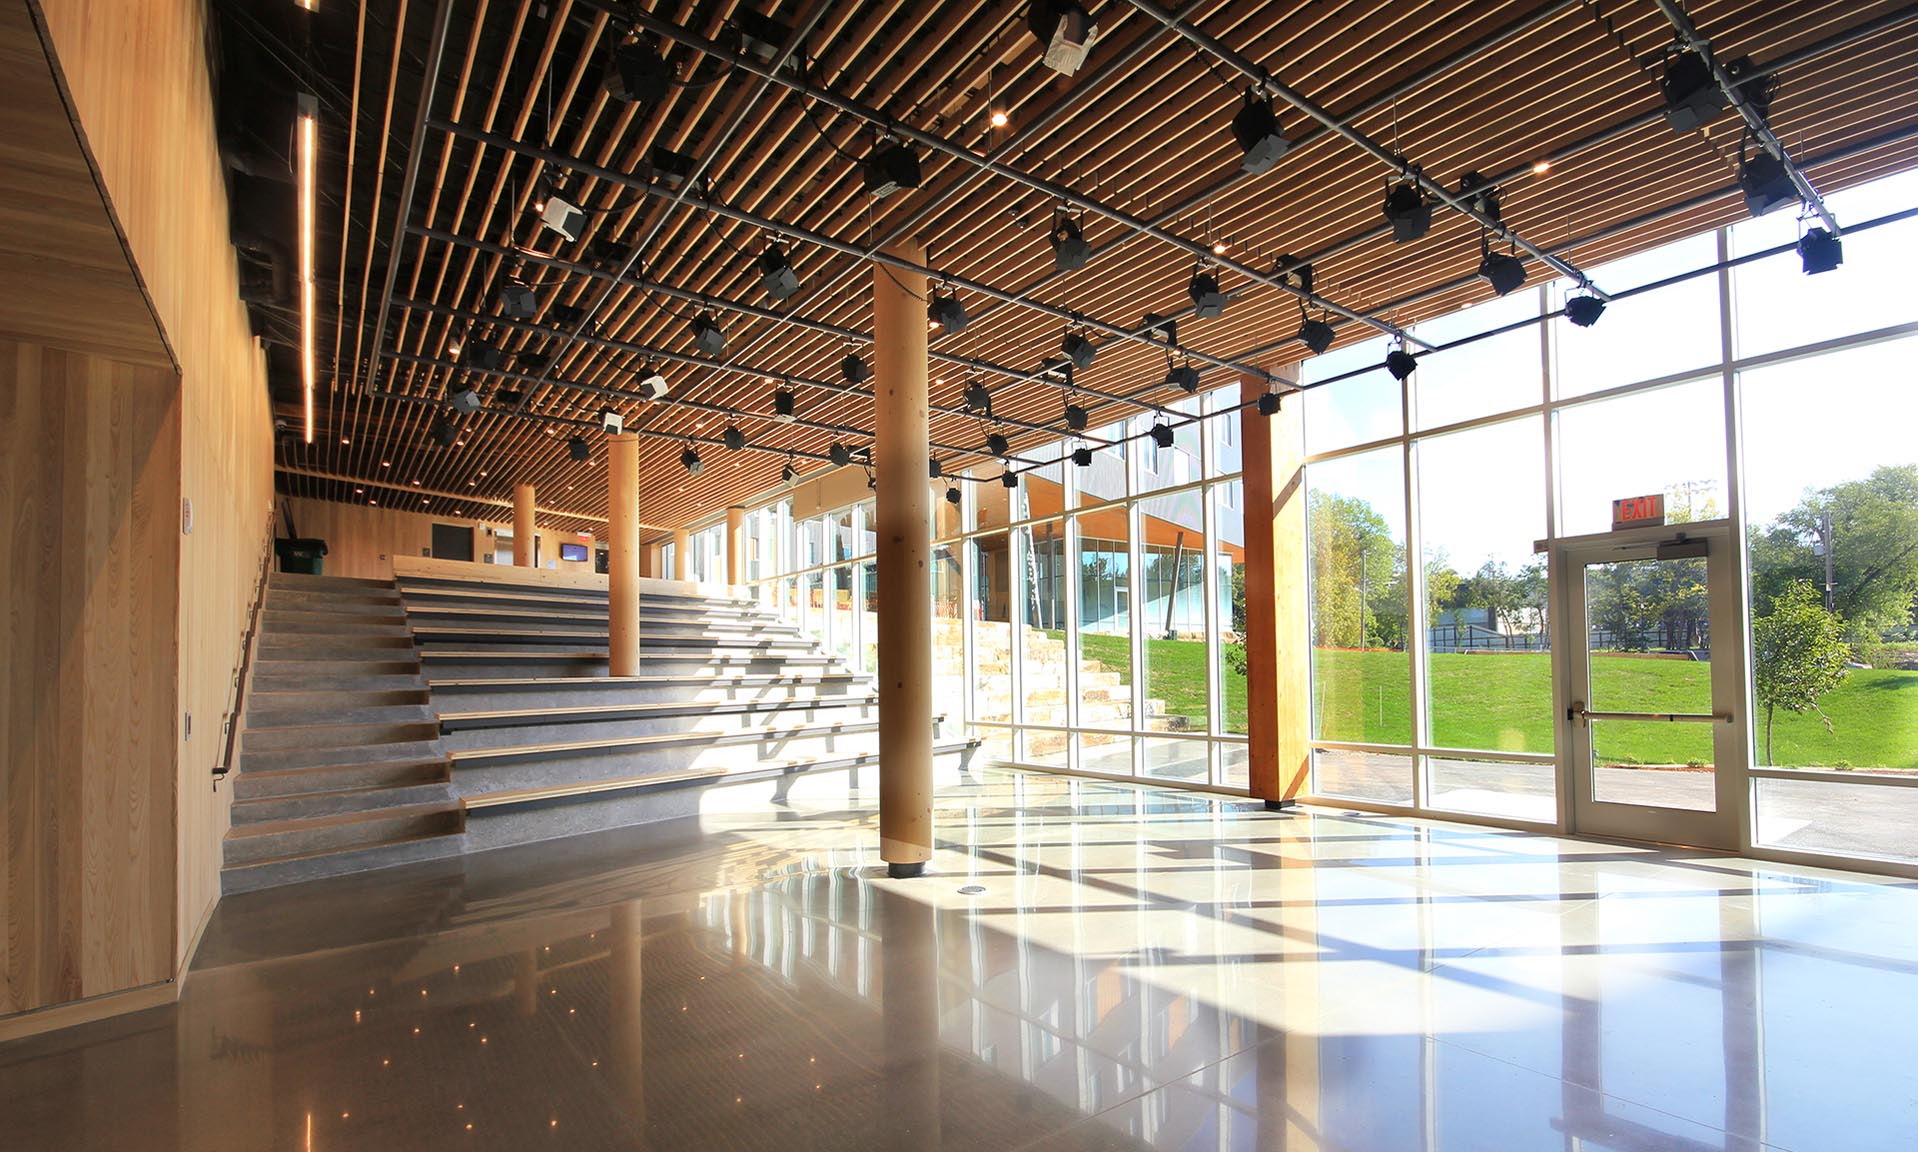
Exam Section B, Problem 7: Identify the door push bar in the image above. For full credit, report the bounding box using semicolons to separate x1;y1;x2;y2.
1569;703;1734;724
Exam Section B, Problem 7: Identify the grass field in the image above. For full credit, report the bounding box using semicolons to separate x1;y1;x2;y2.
1056;634;1918;770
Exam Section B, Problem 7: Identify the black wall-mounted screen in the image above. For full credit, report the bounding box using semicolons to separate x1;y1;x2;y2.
559;542;589;562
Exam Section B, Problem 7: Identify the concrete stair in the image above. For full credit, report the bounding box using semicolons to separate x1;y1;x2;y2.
221;572;461;894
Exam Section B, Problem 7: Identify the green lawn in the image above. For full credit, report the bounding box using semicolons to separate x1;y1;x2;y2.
1046;634;1918;769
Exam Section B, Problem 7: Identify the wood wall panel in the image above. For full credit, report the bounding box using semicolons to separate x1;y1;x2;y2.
1;338;179;1016
285;496;600;582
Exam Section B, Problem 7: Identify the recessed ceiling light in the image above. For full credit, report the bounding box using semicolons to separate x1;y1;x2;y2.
340;437;351;445
1531;159;1552;176
381;461;390;468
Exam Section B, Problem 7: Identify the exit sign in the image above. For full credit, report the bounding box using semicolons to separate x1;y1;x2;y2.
1612;493;1666;530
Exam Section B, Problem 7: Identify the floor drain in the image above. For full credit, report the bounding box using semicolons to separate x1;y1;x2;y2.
958;884;986;895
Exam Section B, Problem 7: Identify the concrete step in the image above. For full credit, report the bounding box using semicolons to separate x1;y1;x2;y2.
221;826;465;895
425;673;870;712
440;697;879;750
231;779;454;825
248;687;430;712
418;651;842;681
222;800;463;867
410;626;815;649
241;709;440;749
257;636;417;660
400;604;784;629
261;615;411;637
240;737;444;774
397;578;755;613
271;572;396;592
251;667;423;691
232;756;450;801
268;589;405;611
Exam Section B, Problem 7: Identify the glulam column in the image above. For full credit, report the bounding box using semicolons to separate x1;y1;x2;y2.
1241;369;1310;807
513;482;536;567
672;528;690;581
873;239;933;878
608;434;641;677
725;506;746;588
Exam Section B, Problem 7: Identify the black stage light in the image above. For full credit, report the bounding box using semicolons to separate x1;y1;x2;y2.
841;353;870;384
462;339;501;370
1564;294;1606;328
781;458;798;484
568;435;592;461
1478;249;1527;297
1661;50;1724;133
448;387;482;415
929;458;943;479
1142;312;1177;347
635;368;669;400
1798;227;1844;275
1072;445;1093;467
1149;421;1174;448
1385;347;1418;381
1167;362;1200;393
945;486;962;506
1188;270;1226;319
722;425;747;451
1739;152;1797;217
496;388;524;407
1383;182;1432;243
828;442;853;467
600;408;625;435
548;302;589;332
1061;331;1097;371
606;35;670;106
1064;401;1088;431
1298;318;1335;355
499;283;539;319
690;311;726;356
649;146;696;190
863;141;922;198
736;12;794;65
964;381;994;415
1458;172;1501;223
928;291;968;333
1051;215;1092;271
432;417;458;446
588;235;629;271
1028;0;1096;77
772;387;796;422
986;431;1011;457
1256;391;1283;417
681;445;704;475
1001;471;1019;489
758;246;801;300
1232;95;1289;174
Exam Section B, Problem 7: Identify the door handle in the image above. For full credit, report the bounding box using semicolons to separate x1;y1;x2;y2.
1569;704;1732;724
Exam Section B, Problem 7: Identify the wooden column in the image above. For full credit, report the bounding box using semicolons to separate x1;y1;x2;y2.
725;506;746;587
608;434;641;677
639;541;655;579
672;528;690;581
873;238;933;877
1241;370;1311;807
513;482;536;567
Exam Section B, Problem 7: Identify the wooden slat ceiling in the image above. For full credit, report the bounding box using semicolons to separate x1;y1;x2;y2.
267;0;1918;537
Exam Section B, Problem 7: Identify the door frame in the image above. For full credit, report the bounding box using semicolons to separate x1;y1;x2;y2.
1550;518;1749;851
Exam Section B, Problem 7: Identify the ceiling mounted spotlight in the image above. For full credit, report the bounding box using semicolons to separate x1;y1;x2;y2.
986;430;1011;457
945;485;962;505
929;458;943;479
588;235;628;271
1564;293;1606;328
461;339;501;370
1739;152;1797;217
1001;471;1019;489
1298;318;1335;355
1231;94;1290;174
1061;331;1097;371
431;417;459;447
928;290;968;333
680;444;704;475
499;283;539;319
1142;312;1178;347
1188;270;1226;319
781;454;798;484
600;408;625;435
605;34;670;106
1166;361;1200;393
567;435;592;462
1382;180;1432;243
649;146;696;190
1072;445;1093;467
1064;401;1088;431
772;387;797;422
448;387;482;415
1256;391;1283;416
1661;50;1724;133
828;442;853;468
1385;346;1418;381
863;140;922;198
496;387;524;407
539;195;586;243
963;380;993;416
1051;213;1092;271
1458;172;1501;223
635;367;669;399
1478;247;1526;297
841;352;870;384
690;312;725;356
722;425;747;451
1149;421;1175;449
758;246;801;300
1798;227;1844;275
735;12;794;65
1028;0;1097;77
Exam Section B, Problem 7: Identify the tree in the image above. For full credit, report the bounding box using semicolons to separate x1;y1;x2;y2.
1308;490;1403;649
1751;579;1851;766
1750;464;1918;651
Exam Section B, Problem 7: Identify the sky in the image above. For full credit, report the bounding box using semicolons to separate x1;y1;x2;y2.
1298;167;1918;575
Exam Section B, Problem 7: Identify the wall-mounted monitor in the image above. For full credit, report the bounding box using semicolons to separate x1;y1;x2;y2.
559;542;589;563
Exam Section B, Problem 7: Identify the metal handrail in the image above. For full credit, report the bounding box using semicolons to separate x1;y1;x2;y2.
213;505;279;782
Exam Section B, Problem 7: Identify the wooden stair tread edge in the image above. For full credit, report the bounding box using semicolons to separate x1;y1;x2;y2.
220;829;465;878
223;798;462;840
236;754;451;781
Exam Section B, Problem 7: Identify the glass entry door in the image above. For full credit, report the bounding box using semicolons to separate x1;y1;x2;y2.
1560;523;1744;850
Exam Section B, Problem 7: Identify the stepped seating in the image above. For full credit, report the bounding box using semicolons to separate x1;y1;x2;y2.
400;569;977;851
945;618;1185;756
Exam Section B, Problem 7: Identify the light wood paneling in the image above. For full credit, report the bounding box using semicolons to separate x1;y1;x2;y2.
286;495;599;582
1241;371;1310;805
1;338;180;1016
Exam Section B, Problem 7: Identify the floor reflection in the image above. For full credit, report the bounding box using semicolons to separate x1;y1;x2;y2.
1;767;1914;1151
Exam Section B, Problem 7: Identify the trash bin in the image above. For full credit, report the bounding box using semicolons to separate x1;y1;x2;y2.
275;537;329;575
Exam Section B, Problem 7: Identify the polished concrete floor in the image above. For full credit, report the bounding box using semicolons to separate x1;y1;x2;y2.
3;765;1915;1150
